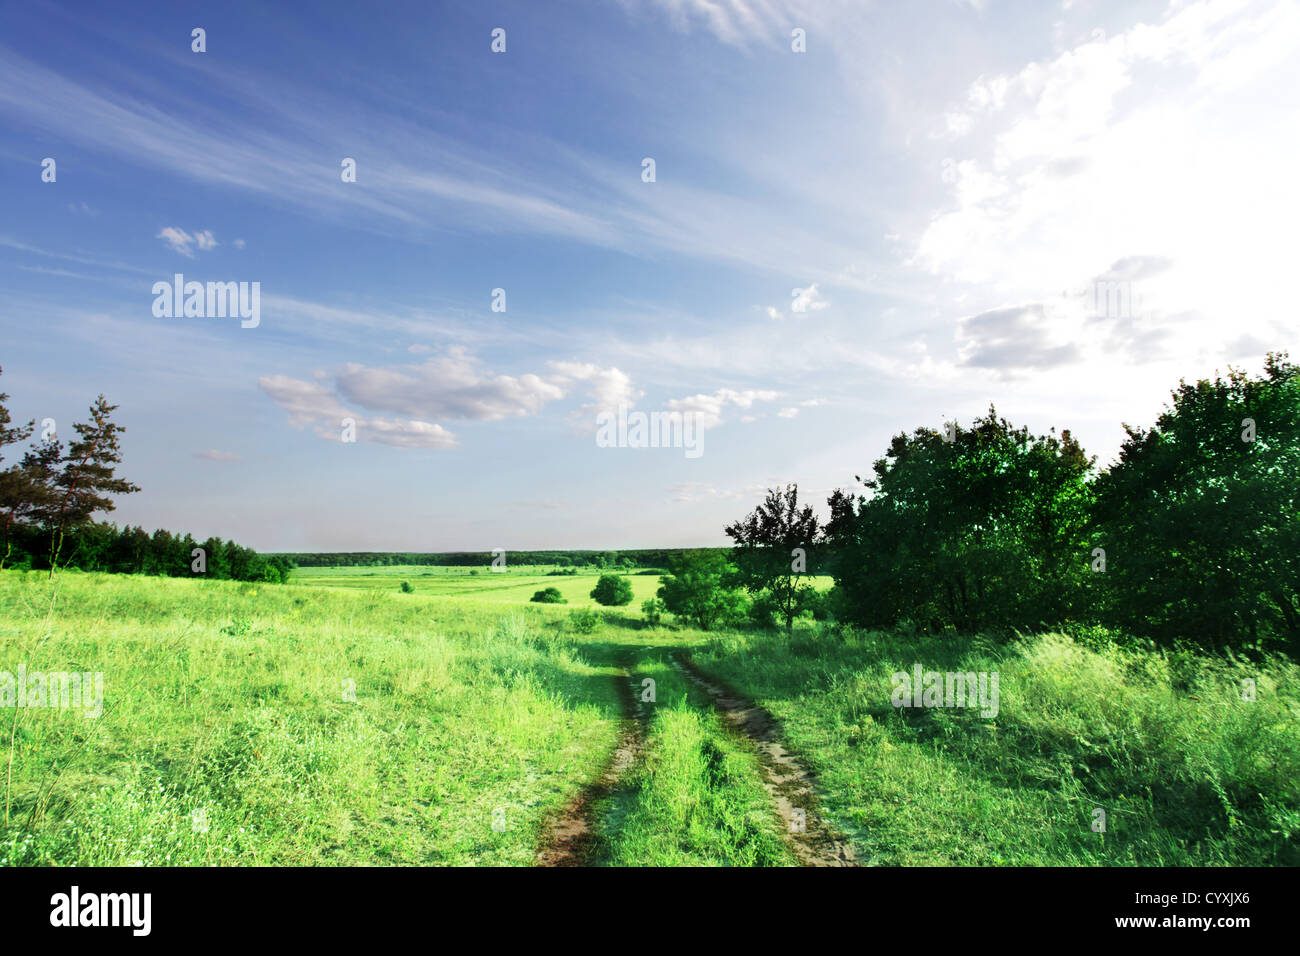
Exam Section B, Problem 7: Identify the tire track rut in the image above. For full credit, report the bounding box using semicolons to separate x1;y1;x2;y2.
536;659;647;866
672;652;858;867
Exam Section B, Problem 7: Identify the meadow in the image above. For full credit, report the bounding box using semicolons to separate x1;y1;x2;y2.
1;566;1296;866
289;564;668;605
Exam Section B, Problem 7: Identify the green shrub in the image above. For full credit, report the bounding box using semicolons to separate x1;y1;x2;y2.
641;597;666;626
590;573;634;606
568;608;601;633
530;587;566;604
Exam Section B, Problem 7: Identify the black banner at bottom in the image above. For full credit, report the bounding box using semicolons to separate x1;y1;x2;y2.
0;865;1281;943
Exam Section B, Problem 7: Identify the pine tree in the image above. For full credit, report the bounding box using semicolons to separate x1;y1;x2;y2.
0;367;38;570
45;396;140;578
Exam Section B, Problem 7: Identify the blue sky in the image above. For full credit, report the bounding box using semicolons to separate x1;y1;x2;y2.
1;0;1296;551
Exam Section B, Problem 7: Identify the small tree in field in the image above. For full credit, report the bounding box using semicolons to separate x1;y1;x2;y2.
657;551;745;630
725;484;820;632
590;573;633;606
43;396;139;578
641;597;666;626
531;586;566;604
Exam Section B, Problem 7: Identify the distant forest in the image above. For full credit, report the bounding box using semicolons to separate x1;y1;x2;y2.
277;548;744;570
2;520;294;583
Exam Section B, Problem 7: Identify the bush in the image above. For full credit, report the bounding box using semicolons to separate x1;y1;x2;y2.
747;593;779;629
530;587;567;604
568;608;601;633
400;581;414;593
590;573;634;607
642;597;666;626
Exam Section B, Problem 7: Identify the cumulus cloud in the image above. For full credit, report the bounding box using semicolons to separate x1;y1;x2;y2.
958;303;1082;374
156;226;218;257
790;282;830;314
258;373;458;449
665;387;779;429
260;349;634;448
917;0;1300;364
1095;255;1173;282
765;282;830;319
334;348;565;422
548;360;640;420
1076;256;1181;358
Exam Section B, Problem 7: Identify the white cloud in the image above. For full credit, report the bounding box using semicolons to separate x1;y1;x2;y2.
627;0;793;48
261;350;636;446
916;0;1300;364
777;407;799;418
258;374;458;450
765;282;830;320
790;282;830;314
332;348;565;422
668;479;776;504
957;303;1082;374
193;449;241;461
665;387;779;429
548;361;640;416
156;226;218;257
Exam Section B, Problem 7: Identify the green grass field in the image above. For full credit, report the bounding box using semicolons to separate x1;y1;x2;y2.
2;567;1296;866
288;565;836;609
289;564;669;607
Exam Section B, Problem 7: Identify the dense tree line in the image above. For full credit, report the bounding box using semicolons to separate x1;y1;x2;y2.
1089;355;1299;651
0;519;293;582
279;548;719;569
822;407;1094;634
660;356;1298;657
0;367;289;583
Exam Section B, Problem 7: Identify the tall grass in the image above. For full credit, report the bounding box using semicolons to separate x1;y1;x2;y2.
0;570;622;865
696;627;1300;865
597;650;794;866
5;567;1293;866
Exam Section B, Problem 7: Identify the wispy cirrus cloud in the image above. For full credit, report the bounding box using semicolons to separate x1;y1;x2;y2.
194;449;241;461
0;41;892;289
